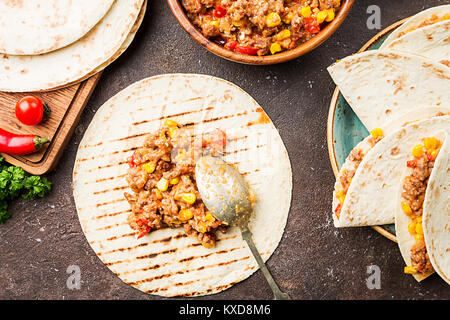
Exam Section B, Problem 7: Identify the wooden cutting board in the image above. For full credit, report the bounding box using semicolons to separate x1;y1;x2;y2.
0;74;101;175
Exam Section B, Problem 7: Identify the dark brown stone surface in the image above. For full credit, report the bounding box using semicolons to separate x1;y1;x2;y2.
1;0;449;300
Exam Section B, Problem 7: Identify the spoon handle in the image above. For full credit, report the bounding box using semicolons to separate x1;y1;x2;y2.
241;228;291;300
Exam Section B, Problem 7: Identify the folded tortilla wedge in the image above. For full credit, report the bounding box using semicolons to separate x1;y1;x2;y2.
395;132;449;283
380;4;450;49
332;115;450;227
384;20;450;67
327;51;450;133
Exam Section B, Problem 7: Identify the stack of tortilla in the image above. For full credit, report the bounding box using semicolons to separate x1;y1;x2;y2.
327;5;450;284
0;0;147;92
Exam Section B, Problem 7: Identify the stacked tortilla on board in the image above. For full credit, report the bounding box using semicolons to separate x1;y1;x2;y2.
327;5;450;284
0;0;147;92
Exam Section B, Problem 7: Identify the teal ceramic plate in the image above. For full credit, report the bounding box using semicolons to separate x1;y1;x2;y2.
327;19;407;242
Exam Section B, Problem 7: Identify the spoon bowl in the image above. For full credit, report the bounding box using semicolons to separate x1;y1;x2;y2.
195;155;291;300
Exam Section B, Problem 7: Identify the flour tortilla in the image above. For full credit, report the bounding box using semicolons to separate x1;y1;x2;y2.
0;0;114;55
332;108;450;227
327;51;450;133
395;132;449;282
380;5;450;49
384;20;450;67
422;136;450;284
50;0;147;91
334;116;450;227
0;0;144;92
72;74;292;297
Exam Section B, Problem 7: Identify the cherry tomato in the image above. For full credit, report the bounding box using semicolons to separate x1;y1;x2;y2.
15;96;45;126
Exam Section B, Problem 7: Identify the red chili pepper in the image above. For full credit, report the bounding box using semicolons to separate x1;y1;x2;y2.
234;45;259;55
406;160;417;168
214;6;227;18
0;128;50;155
224;40;238;51
304;17;321;34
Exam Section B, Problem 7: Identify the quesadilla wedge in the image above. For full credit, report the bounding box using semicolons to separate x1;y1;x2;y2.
327;51;450;133
380;5;450;49
384;20;450;67
332;115;449;227
396;132;448;282
332;108;450;227
72;74;292;297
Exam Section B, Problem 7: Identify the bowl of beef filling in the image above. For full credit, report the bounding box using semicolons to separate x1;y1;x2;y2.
167;0;354;64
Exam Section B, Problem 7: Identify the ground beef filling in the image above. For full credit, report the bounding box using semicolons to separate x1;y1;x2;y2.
124;122;228;248
182;0;341;56
401;137;441;275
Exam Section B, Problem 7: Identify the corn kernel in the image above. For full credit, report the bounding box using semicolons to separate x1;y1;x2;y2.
153;188;163;199
232;19;243;27
408;222;416;234
325;8;335;22
370;128;383;139
401;201;413;215
164;119;178;127
404;266;417;274
156;178;169;192
276;29;291;41
415;216;422;223
266;12;281;27
270;42;282;55
205;212;215;223
197;223;207;233
300;6;312;18
443;13;450;20
283;12;293;24
335;190;346;205
412;145;424;158
415;234;424;242
209;20;219;27
202;242;215;248
179;209;193;221
142;161;156;174
181;193;196;204
168;127;178;138
415;223;423;235
316;10;328;24
429;149;438;161
169;177;180;185
423;137;438;150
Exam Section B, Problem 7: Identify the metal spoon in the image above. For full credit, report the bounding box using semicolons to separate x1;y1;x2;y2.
195;155;291;300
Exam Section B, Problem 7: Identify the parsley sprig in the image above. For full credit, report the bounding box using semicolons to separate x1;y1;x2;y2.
0;156;52;223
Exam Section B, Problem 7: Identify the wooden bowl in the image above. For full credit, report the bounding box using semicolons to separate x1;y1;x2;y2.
167;0;355;65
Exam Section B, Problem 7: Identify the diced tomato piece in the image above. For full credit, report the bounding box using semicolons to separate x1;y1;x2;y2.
214;6;227;18
224;40;238;51
137;226;151;239
234;45;259;55
128;152;137;167
304;17;321;34
406;160;417;168
334;203;341;218
203;128;227;148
